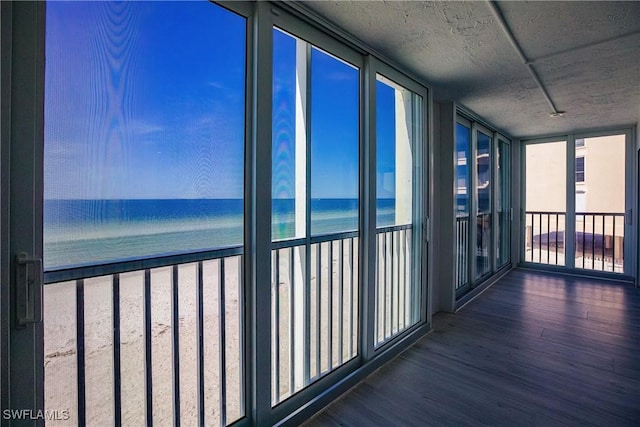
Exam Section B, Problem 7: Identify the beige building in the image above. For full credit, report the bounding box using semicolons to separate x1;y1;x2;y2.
525;135;626;270
575;135;626;214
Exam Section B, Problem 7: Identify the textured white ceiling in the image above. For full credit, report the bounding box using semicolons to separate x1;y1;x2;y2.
301;1;640;138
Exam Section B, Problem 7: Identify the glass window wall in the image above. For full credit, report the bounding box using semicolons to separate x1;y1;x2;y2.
496;139;510;268
271;28;360;405
524;141;567;266
455;122;471;290
475;130;492;279
374;74;423;346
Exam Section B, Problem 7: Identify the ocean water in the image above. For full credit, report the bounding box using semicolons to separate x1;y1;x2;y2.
44;198;396;270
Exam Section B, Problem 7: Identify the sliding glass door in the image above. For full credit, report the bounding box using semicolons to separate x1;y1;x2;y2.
42;2;250;425
475;129;492;280
574;135;626;273
374;71;425;348
455;122;471;291
496;137;511;268
455;115;509;297
271;25;361;405
43;3;249;425
524;140;567;266
522;130;634;277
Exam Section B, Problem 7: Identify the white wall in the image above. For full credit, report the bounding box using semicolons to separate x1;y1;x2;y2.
431;101;456;313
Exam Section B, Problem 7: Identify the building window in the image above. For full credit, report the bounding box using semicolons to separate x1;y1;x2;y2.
576;138;585;147
576;156;585;182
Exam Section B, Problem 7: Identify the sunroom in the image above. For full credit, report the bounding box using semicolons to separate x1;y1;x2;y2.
1;1;639;426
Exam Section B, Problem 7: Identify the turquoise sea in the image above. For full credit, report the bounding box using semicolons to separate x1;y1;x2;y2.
44;199;395;270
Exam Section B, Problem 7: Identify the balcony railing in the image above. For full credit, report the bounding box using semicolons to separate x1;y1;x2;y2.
455;215;469;290
44;248;245;426
456;212;493;288
375;224;418;346
525;211;624;273
576;212;625;273
525;211;566;266
271;232;359;405
476;212;492;278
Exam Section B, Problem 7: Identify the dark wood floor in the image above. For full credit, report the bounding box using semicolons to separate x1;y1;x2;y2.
304;269;640;426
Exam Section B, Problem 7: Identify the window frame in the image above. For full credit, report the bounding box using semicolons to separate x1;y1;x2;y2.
474;123;494;281
575;155;586;183
369;59;429;352
520;128;636;279
494;133;511;270
267;4;366;421
41;3;256;426
453;116;472;294
454;112;511;299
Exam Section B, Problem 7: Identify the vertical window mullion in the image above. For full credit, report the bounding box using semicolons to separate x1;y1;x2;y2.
304;42;312;243
566;134;576;269
494;136;501;269
303;41;313;389
469;122;478;286
362;55;377;361
252;2;274;424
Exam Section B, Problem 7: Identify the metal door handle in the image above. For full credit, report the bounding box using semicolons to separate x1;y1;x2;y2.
16;252;43;326
423;217;430;242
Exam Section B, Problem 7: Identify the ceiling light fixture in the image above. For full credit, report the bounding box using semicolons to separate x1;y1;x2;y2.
549;111;565;118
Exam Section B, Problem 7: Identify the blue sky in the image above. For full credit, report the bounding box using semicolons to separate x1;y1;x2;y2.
45;1;245;200
45;1;395;201
272;29;363;200
376;81;396;199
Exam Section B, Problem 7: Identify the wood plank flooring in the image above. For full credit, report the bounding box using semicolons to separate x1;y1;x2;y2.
304;269;640;426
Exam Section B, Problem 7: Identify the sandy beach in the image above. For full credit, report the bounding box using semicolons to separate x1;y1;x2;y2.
44;238;367;426
45;258;243;427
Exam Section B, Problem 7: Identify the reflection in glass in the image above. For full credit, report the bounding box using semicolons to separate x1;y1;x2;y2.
475;131;492;279
376;77;415;227
272;28;301;241
374;74;422;346
455;123;471;289
272;31;359;240
497;140;510;268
